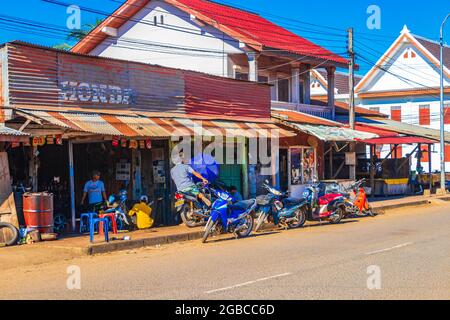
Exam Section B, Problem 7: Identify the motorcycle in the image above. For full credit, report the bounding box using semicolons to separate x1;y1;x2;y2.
102;190;133;231
174;182;225;228
301;182;347;224
202;187;257;243
341;179;375;217
254;181;306;232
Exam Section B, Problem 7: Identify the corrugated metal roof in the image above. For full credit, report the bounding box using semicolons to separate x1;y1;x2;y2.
362;136;436;145
16;109;295;139
288;123;378;142
272;108;340;126
358;117;448;143
0;125;29;136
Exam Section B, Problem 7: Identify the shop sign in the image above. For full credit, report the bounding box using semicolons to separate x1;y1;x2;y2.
31;137;46;147
59;81;136;105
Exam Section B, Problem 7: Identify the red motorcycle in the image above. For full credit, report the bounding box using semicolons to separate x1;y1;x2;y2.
300;183;347;224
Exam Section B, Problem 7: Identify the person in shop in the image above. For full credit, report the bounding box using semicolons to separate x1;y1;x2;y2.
128;195;154;229
170;152;211;207
80;170;108;212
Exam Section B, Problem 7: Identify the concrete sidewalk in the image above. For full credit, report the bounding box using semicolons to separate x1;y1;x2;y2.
1;194;449;271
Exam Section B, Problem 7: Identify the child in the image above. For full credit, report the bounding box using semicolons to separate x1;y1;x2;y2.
128;196;154;229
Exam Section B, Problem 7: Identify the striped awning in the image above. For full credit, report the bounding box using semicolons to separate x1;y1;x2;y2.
15;110;295;138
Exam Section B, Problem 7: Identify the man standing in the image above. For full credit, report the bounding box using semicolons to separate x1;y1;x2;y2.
81;170;108;211
171;154;211;207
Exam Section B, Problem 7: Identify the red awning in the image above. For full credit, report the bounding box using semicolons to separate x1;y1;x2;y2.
351;124;399;137
360;136;437;145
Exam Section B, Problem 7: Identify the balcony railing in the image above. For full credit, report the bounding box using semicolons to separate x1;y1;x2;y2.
271;101;333;119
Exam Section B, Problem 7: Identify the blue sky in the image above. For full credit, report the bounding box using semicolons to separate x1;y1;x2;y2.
0;0;449;74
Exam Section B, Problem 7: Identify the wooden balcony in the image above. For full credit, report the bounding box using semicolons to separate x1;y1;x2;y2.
271;101;333;119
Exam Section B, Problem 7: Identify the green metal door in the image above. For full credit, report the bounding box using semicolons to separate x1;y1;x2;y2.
219;164;243;194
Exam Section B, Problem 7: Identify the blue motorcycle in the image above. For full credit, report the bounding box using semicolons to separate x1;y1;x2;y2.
254;181;306;232
202;188;257;243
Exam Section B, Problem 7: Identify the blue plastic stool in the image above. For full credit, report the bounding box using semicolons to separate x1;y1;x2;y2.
80;212;98;233
89;217;109;243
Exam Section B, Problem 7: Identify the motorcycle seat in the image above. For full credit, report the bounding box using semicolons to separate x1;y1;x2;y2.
229;199;256;212
283;197;303;206
256;194;272;206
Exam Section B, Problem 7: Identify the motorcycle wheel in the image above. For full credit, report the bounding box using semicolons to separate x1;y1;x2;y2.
202;218;216;243
288;207;307;229
180;204;206;228
0;222;19;246
365;205;376;217
329;206;344;224
254;212;268;232
236;214;254;239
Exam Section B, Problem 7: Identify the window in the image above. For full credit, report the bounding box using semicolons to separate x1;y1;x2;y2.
258;75;268;84
420;145;430;163
391;144;403;159
445;104;450;125
290;147;316;185
391;106;402;121
235;72;248;81
160;15;164;25
153;16;157;25
445;145;450;162
277;78;290;102
419;105;430;126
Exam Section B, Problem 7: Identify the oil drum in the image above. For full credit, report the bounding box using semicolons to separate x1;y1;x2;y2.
23;193;54;234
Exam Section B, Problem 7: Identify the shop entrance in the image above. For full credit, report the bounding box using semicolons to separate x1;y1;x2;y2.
72;139;173;228
219;164;242;194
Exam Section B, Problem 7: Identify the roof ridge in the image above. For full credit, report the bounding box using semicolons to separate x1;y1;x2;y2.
413;33;450;49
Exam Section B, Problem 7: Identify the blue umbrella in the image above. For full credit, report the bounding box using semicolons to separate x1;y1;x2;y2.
190;153;219;183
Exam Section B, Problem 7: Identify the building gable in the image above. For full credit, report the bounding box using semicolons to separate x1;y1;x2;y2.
356;26;450;95
90;0;242;76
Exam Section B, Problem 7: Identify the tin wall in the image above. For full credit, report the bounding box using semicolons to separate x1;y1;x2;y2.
5;42;271;120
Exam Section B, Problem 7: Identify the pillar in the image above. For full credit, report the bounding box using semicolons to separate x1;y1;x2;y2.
303;65;311;105
246;52;259;82
327;67;336;119
291;68;300;104
68;140;76;231
268;72;278;101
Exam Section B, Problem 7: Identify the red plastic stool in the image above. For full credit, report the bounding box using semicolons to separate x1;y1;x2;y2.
98;213;118;235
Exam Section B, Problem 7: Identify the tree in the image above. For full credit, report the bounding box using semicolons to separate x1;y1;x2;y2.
53;18;103;50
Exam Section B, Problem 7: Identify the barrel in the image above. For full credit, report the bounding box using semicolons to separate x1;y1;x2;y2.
23;193;54;234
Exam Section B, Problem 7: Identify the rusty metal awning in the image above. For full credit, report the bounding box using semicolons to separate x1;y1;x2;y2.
0;125;30;142
14;109;295;139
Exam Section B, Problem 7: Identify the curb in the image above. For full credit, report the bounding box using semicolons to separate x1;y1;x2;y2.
373;200;431;213
86;230;204;255
85;199;435;256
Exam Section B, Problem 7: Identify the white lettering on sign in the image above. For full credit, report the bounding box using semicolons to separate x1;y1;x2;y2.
59;81;135;105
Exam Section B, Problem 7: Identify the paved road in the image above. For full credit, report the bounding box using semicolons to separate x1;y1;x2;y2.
1;203;449;300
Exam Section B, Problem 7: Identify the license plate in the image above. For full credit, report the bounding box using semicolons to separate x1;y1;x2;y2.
175;199;185;207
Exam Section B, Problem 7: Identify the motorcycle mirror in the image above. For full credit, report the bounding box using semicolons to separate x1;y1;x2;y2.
264;179;270;185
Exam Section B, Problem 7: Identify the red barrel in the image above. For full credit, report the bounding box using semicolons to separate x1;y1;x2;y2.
23;193;54;234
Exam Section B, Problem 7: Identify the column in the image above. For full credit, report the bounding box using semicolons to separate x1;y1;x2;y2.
68;140;76;231
246;51;259;82
303;65;311;105
327;67;336;119
268;72;278;101
291;68;300;104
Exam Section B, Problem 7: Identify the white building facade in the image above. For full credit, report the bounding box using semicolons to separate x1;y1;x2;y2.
356;26;450;172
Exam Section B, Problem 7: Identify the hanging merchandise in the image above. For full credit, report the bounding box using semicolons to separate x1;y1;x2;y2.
32;137;45;147
55;135;63;145
46;136;55;145
121;138;127;148
139;140;146;149
112;136;120;147
129;140;138;149
145;139;152;149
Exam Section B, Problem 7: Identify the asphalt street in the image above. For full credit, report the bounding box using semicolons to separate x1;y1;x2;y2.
1;202;449;300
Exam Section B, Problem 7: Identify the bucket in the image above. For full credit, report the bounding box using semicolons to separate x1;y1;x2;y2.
23;193;54;234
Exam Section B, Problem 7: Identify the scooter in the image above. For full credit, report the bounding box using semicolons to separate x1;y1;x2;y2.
102;190;132;231
254;181;306;232
341;179;375;217
301;182;347;224
174;183;215;228
202;188;257;243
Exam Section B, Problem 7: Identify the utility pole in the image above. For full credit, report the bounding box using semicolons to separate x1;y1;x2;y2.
348;27;356;180
348;27;356;130
439;14;450;195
